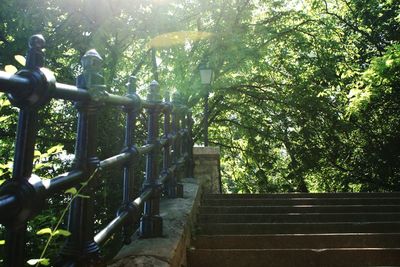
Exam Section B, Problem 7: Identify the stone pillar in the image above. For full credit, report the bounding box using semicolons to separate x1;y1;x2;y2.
193;147;221;193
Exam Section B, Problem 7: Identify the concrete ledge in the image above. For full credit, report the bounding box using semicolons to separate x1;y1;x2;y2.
193;147;220;159
108;178;202;267
193;147;221;193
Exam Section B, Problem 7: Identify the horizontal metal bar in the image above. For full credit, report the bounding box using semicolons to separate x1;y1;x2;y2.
141;100;158;109
0;170;84;222
0;73;133;107
1;72;187;113
53;82;91;101
159;165;176;184
94;211;129;246
99;143;168;168
159;137;168;147
137;144;155;155
99;152;133;170
136;188;153;206
0;71;32;93
0;194;19;218
53;83;135;106
0;152;188;224
102;93;136;106
141;100;171;111
94;188;153;246
32;170;84;196
53;84;167;109
97;144;163;171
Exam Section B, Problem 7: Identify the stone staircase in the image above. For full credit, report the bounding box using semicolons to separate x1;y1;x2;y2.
187;193;400;267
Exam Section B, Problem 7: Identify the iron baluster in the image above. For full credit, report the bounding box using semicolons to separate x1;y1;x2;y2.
163;90;173;197
204;90;209;146
181;110;188;176
171;92;184;197
140;81;163;238
187;111;194;178
2;34;53;267
120;76;140;244
58;50;104;266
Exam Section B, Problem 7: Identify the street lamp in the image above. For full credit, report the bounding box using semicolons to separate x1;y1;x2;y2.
199;63;213;146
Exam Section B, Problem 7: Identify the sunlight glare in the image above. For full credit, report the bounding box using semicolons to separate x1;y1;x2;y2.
148;31;214;49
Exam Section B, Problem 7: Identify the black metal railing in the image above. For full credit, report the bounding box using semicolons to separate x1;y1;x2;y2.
0;34;193;266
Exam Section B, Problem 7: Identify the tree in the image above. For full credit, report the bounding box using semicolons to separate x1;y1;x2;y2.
1;0;400;263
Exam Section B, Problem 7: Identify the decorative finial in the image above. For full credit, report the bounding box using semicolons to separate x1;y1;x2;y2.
26;34;45;69
29;34;45;49
147;80;161;102
126;76;137;95
81;49;103;72
76;49;105;100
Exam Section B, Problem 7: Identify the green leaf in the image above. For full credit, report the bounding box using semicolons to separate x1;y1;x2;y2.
0;115;10;123
0;98;11;107
65;187;77;195
5;162;12;172
52;229;71;237
36;228;52;235
77;194;90;199
14;55;26;66
46;144;64;155
4;65;17;74
0;240;5;245
34;163;48;170
27;258;50;266
34;163;52;171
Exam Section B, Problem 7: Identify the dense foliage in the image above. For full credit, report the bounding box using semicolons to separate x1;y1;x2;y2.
0;0;400;263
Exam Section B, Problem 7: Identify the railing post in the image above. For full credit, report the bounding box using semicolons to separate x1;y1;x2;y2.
204;89;209;146
180;106;188;173
119;76;140;244
58;49;104;266
186;111;194;178
171;92;184;197
163;89;174;197
2;34;47;267
140;80;163;238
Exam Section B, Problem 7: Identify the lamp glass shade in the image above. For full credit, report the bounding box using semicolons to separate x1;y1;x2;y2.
199;68;213;84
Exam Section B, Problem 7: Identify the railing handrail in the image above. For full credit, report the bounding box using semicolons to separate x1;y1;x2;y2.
0;34;194;267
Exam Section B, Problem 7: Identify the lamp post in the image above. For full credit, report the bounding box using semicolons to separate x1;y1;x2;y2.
199;63;213;146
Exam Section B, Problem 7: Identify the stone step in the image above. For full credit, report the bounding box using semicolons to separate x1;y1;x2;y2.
187;248;400;267
197;222;400;235
200;204;400;214
188;193;400;267
198;212;400;223
204;192;400;199
202;197;400;206
192;233;400;249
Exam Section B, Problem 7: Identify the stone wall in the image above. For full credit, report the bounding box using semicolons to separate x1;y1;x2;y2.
107;147;221;267
108;178;202;267
193;146;221;194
